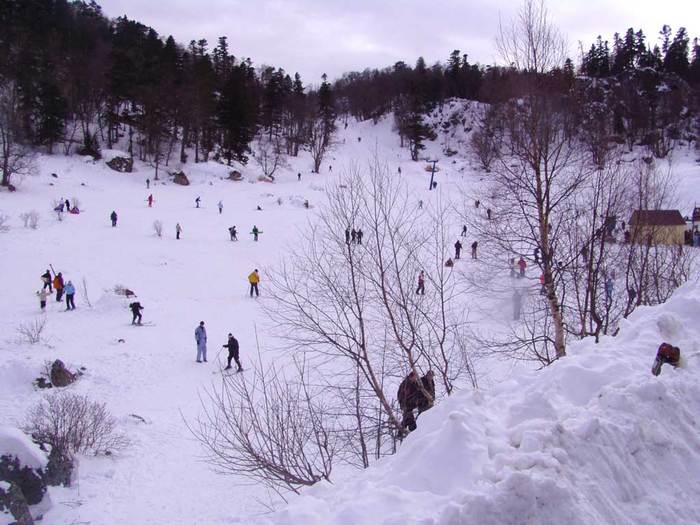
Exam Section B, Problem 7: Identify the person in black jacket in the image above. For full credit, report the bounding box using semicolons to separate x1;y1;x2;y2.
397;370;435;433
129;302;144;324
110;210;118;227
41;270;53;291
222;333;242;371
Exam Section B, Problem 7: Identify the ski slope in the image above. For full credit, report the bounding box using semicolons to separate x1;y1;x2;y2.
1;110;699;524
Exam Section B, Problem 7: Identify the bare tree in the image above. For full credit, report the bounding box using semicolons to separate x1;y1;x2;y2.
308;117;329;173
16;318;47;345
24;392;128;455
0;211;9;231
153;220;163;237
190;355;337;498
496;0;568;74
266;159;475;448
0;81;35;188
254;136;289;180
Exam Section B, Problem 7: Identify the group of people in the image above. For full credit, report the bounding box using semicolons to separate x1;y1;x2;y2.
53;198;80;215
344;227;364;244
194;321;243;371
37;269;76;311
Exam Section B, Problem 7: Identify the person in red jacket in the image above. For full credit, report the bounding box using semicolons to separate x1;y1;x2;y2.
518;256;527;278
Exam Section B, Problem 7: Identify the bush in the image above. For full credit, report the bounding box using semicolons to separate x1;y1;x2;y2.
24;392;128;455
16;318;46;345
20;211;39;229
153;220;163;237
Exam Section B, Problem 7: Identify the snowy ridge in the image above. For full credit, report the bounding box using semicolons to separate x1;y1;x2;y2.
264;281;700;525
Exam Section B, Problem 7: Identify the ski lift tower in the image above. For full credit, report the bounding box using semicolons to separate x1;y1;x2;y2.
427;159;438;190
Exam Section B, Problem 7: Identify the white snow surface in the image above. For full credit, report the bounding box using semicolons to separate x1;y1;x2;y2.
0;109;699;524
263;281;700;525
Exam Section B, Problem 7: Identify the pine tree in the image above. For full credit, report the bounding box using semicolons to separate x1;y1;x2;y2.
317;73;336;147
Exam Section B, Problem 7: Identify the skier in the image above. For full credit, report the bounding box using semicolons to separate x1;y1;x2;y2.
329;165;332;172
534;247;540;264
252;225;260;241
194;321;207;363
461;225;467;237
176;223;182;240
53;272;64;302
195;197;201;208
248;269;260;297
539;273;546;295
222;333;242;371
345;228;350;244
471;241;478;259
416;271;425;295
398;166;402;174
297;172;301;181
146;178;150;189
518;256;527;278
41;269;52;292
475;199;480;209
581;244;589;263
509;258;517;277
418;200;423;209
513;289;522;320
357;229;364;244
65;199;71;212
36;289;51;310
129;301;144;325
604;277;613;299
229;226;238;241
147;194;154;207
351;228;357;244
486;208;492;220
454;240;463;260
110;210;118;227
218;200;223;214
64;280;76;310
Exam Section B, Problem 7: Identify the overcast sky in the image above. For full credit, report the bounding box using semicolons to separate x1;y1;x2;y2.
98;0;699;84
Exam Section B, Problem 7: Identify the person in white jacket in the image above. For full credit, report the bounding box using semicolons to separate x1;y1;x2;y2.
36;289;51;310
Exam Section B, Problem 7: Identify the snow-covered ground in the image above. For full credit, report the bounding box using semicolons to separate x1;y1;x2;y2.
1;110;699;524
263;279;700;525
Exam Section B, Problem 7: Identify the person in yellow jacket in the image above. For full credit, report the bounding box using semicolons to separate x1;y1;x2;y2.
248;269;260;297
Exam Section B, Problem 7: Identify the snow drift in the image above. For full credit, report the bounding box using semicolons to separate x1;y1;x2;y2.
264;280;700;525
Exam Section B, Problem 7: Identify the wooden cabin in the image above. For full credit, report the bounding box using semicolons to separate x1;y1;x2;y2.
629;210;685;245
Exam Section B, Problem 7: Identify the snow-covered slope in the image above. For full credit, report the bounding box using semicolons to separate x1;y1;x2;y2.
264;280;700;525
1;113;699;524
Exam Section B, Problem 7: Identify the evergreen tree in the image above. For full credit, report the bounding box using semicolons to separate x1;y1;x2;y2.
318;73;336;147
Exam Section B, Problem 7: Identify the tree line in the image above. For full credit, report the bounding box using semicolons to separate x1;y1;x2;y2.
0;0;336;187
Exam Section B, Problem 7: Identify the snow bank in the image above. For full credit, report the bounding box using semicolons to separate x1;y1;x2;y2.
0;427;47;471
264;281;700;525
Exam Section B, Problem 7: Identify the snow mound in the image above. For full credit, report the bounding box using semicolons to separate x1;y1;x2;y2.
263;281;700;525
0;427;47;471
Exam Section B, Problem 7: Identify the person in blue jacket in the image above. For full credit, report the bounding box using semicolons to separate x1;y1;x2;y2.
64;281;76;310
194;321;207;363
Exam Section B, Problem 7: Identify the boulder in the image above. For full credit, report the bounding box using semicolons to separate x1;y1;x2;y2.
0;455;45;507
106;156;133;173
228;170;243;181
0;481;34;525
171;171;190;186
49;360;75;388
